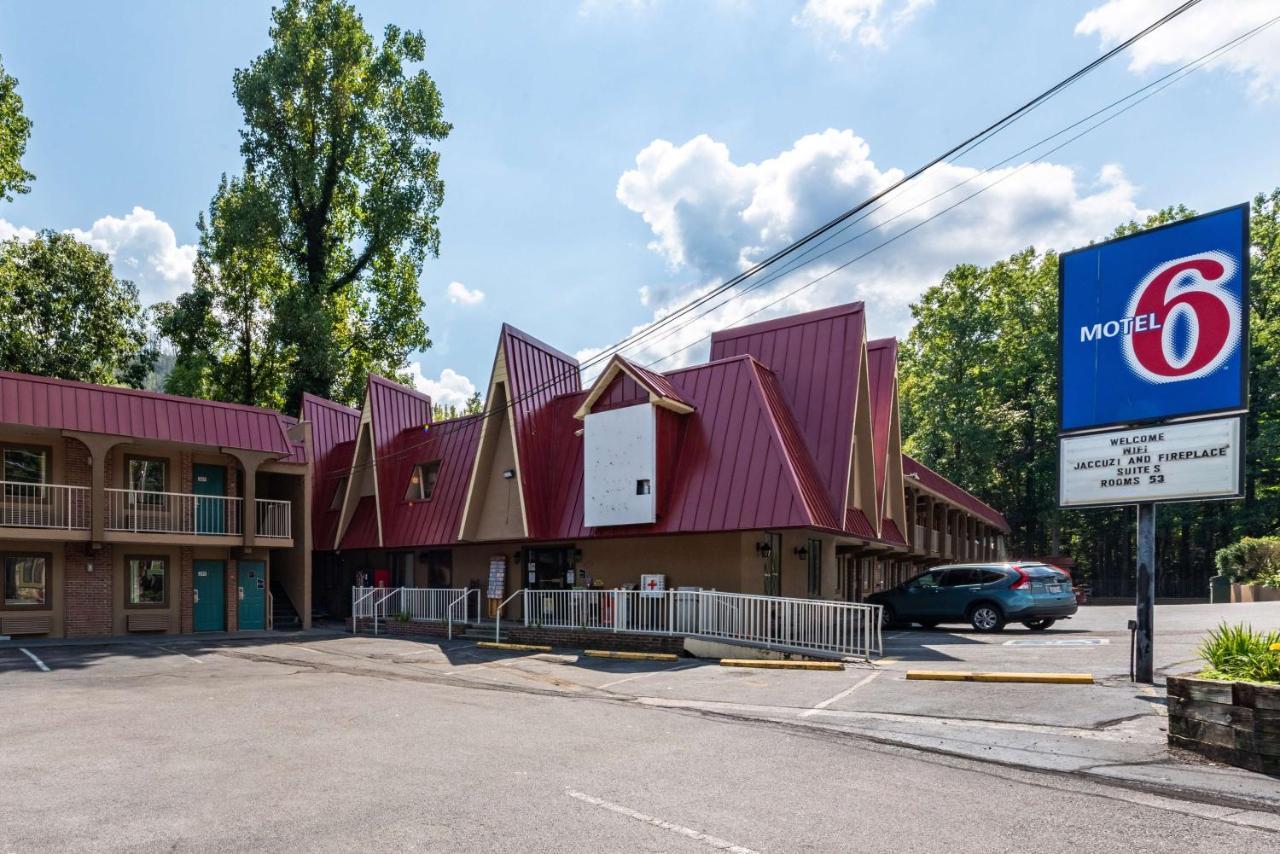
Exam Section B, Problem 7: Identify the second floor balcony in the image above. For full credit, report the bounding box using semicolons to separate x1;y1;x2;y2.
0;481;292;542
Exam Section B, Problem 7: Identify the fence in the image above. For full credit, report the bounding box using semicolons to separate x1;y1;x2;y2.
256;498;292;539
351;587;479;636
508;588;882;659
0;482;91;529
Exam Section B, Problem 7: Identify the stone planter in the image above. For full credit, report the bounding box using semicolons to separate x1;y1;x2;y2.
1167;675;1280;775
1231;583;1280;603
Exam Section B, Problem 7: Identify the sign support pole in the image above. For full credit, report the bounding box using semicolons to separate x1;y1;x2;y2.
1135;501;1156;684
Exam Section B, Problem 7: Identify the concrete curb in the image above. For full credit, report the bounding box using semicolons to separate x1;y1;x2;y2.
906;670;1094;684
477;641;552;653
583;650;679;662
721;659;844;671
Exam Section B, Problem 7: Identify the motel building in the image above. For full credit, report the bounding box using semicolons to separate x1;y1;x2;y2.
309;302;1009;626
0;373;310;639
0;302;1006;641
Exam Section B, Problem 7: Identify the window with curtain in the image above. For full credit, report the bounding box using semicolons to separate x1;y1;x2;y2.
128;458;167;506
3;446;48;497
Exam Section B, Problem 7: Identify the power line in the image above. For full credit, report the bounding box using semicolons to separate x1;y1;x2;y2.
321;0;1212;479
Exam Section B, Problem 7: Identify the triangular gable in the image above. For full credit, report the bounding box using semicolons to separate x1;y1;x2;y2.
366;373;433;539
301;393;360;550
709;303;866;527
574;354;694;419
332;385;383;549
867;337;908;540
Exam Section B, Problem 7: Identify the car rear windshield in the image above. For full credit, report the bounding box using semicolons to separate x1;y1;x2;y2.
1020;564;1070;580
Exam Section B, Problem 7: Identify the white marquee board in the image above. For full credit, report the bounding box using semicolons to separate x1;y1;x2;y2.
1058;416;1243;508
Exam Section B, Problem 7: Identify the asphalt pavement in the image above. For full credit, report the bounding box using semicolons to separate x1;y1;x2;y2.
1;601;1278;852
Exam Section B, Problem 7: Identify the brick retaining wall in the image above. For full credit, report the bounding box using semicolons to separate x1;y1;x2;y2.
507;627;685;654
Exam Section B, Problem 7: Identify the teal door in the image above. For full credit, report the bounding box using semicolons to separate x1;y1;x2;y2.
237;561;266;630
193;560;225;632
193;464;226;534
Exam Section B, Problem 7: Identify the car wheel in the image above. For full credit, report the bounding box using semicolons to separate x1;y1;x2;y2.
1023;618;1056;631
969;603;1006;633
880;604;901;629
917;621;939;630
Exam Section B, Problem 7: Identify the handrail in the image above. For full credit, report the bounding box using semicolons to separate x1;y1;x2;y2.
446;589;482;640
493;588;527;643
371;587;400;636
351;587;377;635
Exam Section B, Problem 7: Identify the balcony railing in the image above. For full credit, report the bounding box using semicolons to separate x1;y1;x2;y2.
0;482;91;530
106;489;243;536
256;498;291;539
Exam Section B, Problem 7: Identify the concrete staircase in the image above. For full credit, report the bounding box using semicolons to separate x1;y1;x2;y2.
271;582;302;631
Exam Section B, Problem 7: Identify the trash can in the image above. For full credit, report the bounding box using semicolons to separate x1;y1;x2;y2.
1209;574;1231;604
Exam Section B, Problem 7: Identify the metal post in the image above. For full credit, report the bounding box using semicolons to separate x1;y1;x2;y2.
1135;502;1156;684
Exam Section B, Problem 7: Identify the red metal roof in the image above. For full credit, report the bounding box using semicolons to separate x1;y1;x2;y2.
709;303;866;531
866;337;897;515
301;394;360;550
903;454;1010;532
611;355;691;408
0;370;296;456
306;308;1008;550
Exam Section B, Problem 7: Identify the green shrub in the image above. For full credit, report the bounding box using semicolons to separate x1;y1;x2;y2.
1213;536;1280;584
1197;622;1280;684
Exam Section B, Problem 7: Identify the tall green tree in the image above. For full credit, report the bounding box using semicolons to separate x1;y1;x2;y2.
156;175;291;408
220;0;449;409
0;232;155;386
0;54;34;202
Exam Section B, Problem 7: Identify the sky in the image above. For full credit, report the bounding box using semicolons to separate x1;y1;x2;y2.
2;0;1279;409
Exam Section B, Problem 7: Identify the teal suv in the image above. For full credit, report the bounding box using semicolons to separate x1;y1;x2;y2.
866;563;1077;633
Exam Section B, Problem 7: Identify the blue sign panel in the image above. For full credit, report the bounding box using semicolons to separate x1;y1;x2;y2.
1060;204;1249;432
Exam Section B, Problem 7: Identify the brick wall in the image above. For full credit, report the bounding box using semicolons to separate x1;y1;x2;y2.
351;618;459;638
64;543;113;637
63;437;91;487
179;547;194;633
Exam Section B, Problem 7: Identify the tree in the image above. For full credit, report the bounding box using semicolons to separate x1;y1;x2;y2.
156;174;291;408
463;391;483;415
0;231;155;386
0;54;34;202
224;0;449;409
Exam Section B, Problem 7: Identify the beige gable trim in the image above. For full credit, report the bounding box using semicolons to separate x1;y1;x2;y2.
333;387;383;549
845;335;880;535
458;341;529;541
573;358;694;420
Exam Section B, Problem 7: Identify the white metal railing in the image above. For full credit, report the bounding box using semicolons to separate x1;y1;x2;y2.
0;482;91;529
350;587;481;636
501;588;882;659
105;488;244;536
256;498;291;539
913;524;926;550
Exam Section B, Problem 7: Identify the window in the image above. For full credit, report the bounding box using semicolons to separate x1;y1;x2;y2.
908;571;942;589
405;461;441;502
805;538;822;597
635;479;651;496
979;570;1006;585
3;554;48;607
329;477;348;511
3;446;48;497
126;557;168;607
127;457;168;505
941;569;981;587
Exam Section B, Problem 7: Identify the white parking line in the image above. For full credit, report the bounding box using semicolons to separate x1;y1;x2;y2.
150;644;204;664
799;671;879;717
19;647;50;672
566;789;759;854
598;661;701;690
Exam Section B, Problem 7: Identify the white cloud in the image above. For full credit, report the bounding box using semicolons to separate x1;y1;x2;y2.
794;0;934;49
407;364;477;411
1076;0;1280;99
0;219;37;243
446;280;486;306
609;129;1148;369
66;207;196;305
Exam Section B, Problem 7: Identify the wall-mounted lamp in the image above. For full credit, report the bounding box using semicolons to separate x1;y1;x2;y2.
794;545;809;560
755;541;773;559
502;468;516;480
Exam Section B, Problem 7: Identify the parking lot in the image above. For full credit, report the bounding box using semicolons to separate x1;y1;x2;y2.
2;602;1278;852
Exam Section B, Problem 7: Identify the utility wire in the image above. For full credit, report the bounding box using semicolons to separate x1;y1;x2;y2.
320;0;1212;479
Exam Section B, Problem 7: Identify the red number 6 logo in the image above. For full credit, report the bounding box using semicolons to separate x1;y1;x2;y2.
1122;250;1241;384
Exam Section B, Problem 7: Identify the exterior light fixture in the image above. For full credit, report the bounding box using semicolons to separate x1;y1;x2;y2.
573;548;584;562
794;545;809;560
502;469;516;480
756;541;773;559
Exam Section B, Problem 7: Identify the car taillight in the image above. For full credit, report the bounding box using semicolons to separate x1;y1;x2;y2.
1010;566;1030;590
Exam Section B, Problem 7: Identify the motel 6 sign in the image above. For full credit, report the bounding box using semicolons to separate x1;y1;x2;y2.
1058;204;1249;509
1060;204;1249;432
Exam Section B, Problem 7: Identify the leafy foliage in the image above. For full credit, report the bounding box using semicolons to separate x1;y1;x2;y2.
1198;623;1280;684
0;54;34;202
900;199;1280;594
1214;536;1280;585
0;232;155;387
431;391;483;422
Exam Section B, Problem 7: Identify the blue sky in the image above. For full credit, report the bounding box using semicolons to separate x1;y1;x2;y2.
2;0;1279;408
